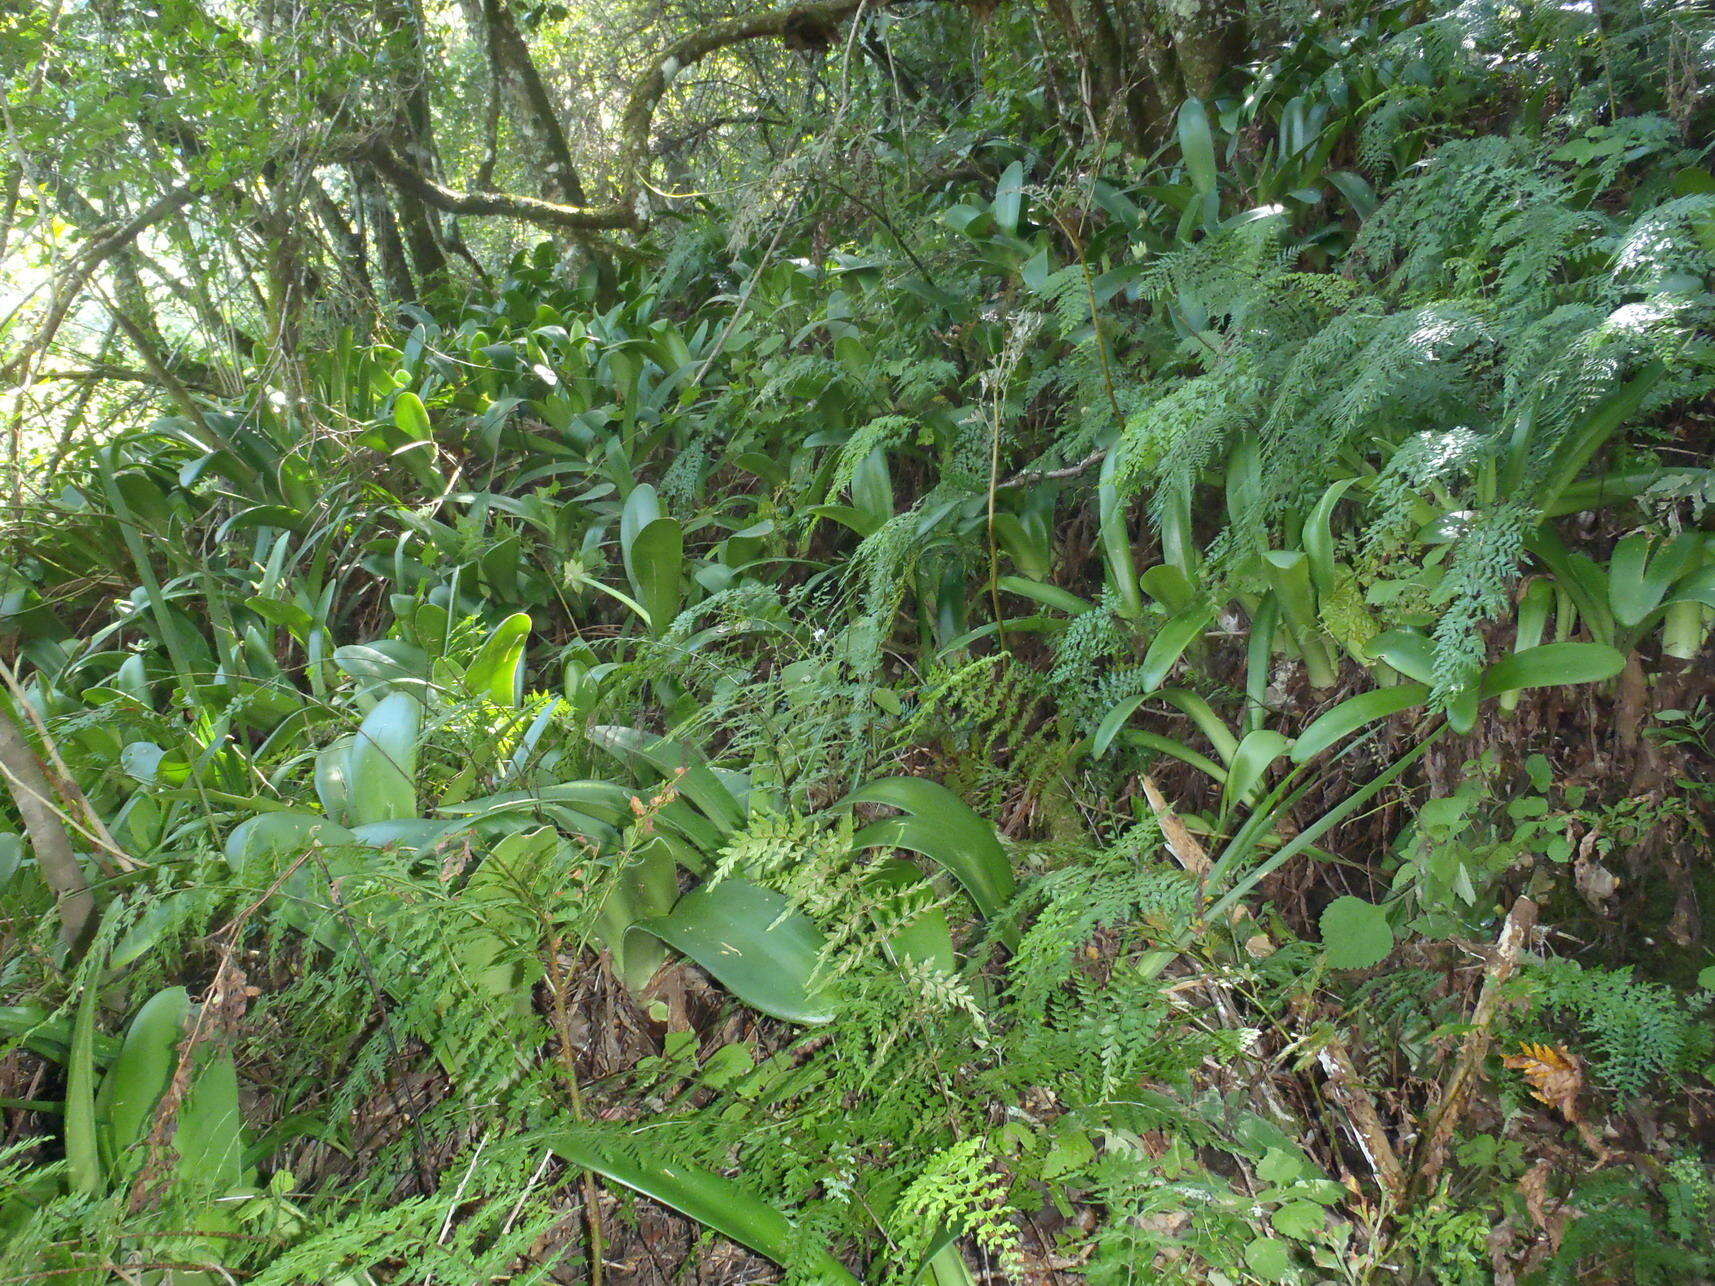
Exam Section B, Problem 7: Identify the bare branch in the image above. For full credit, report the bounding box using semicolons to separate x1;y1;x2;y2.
0;182;202;386
618;0;868;183
364;144;637;232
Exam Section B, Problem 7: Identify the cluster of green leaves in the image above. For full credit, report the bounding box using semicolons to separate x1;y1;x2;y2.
5;0;1715;1281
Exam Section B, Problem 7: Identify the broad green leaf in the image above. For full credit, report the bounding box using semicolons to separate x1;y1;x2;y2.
314;735;354;824
992;159;1026;235
1244;1236;1293;1280
596;840;680;993
345;691;420;825
97;987;189;1169
1478;642;1625;697
1319;896;1394;969
1117;730;1229;783
1539;363;1665;509
547;1128;858;1283
629;516;684;635
1156;688;1240;765
619;483;662;584
868;858;958;976
1290;684;1429;763
224;811;358;873
1271;1199;1326;1238
844;778;1014;922
1369;629;1436;685
1098;452;1144;620
466;611;531;706
1138;563;1195;613
639;879;836;1024
393;391;431;439
1178;98;1219;195
1303;478;1359;600
174;1049;246;1193
1609;531;1702;629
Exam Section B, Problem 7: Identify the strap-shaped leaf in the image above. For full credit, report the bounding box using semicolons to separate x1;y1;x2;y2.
1092;692;1149;758
1478;642;1625;697
1140;606;1211;692
590;726;745;836
844;778;1013;922
547;1128;859;1284
1222;730;1291;814
1177;98;1218;195
638;878;836;1024
1291;684;1429;764
66;976;101;1194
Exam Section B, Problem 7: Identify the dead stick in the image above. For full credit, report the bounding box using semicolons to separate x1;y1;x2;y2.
1412;894;1537;1194
1145;775;1406;1197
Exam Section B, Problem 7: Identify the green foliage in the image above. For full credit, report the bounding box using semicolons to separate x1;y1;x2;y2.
4;1;1715;1279
1523;959;1713;1101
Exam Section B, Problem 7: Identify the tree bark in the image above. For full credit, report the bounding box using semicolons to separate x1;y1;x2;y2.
0;706;96;954
461;0;590;205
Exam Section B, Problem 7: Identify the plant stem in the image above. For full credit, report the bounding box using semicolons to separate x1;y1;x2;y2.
545;930;606;1286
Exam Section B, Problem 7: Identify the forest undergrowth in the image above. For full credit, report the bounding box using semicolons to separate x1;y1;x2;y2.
4;0;1715;1280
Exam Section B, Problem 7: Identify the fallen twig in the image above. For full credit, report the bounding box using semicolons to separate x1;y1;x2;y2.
1412;894;1538;1194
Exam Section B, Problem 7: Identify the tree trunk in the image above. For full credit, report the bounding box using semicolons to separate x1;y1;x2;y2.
0;707;96;954
461;0;590;206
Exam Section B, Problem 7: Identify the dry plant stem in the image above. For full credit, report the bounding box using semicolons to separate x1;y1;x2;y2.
1144;774;1406;1197
1140;774;1209;878
1317;1039;1407;1201
0;654;134;873
1412;894;1538;1194
545;931;606;1286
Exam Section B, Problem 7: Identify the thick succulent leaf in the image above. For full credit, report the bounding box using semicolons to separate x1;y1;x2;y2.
639;878;836;1024
547;1129;859;1284
843;778;1013;921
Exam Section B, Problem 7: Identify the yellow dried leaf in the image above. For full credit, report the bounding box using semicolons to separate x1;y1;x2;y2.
1502;1042;1582;1120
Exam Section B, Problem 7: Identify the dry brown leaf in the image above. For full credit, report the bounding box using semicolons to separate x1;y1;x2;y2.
1572;828;1619;910
1503;1042;1583;1121
1140;774;1209;877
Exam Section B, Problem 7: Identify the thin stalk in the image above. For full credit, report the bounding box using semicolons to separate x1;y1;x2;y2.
544;929;606;1286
